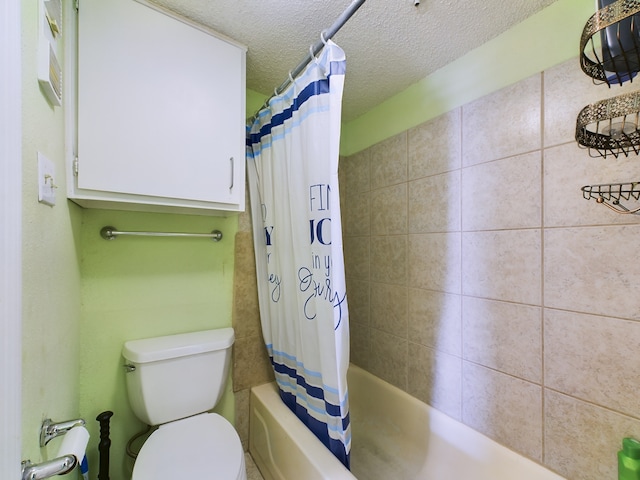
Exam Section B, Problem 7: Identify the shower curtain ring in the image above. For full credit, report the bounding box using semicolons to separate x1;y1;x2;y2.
309;44;321;64
320;30;328;45
288;70;295;84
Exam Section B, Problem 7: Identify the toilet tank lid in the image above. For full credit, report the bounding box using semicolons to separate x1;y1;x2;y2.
122;328;234;364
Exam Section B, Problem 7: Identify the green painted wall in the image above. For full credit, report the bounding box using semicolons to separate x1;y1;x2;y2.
21;0;84;466
19;3;239;478
78;209;238;480
246;88;268;118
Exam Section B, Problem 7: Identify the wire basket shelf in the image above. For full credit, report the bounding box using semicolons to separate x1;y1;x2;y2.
581;181;640;213
576;91;640;158
578;1;640;213
580;0;640;87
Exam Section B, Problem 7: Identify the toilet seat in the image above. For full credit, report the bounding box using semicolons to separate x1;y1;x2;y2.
133;413;246;480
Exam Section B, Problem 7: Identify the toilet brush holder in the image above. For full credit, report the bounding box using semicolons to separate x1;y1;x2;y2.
96;411;114;480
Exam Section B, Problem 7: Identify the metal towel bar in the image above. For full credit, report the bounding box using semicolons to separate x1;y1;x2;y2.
100;226;223;242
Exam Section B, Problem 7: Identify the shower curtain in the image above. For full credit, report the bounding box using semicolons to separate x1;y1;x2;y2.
246;40;350;468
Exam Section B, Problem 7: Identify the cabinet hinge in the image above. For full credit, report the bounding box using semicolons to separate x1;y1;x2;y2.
73;157;79;176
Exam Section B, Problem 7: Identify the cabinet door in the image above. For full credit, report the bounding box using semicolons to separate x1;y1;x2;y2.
77;0;245;206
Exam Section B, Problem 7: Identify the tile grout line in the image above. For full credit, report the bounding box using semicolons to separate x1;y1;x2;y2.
367;147;373;372
404;131;410;392
540;70;547;466
459;105;465;422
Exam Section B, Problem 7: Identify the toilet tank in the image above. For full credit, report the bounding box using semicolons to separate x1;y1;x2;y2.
122;328;234;426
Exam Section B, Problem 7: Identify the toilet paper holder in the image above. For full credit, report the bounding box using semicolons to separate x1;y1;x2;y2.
21;456;78;480
40;417;86;447
20;418;88;480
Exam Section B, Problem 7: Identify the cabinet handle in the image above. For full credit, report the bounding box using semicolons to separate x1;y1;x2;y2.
229;157;234;191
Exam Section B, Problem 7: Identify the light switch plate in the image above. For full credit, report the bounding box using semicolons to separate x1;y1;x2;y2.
38;152;56;206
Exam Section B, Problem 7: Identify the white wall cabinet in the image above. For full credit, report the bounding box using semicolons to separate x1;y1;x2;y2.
68;0;246;215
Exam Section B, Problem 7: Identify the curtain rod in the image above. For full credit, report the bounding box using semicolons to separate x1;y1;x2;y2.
248;0;366;123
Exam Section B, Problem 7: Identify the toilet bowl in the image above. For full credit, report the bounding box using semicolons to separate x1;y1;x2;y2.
132;413;245;480
122;328;246;480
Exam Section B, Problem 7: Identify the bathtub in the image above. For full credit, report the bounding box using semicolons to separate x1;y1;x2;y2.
249;364;565;480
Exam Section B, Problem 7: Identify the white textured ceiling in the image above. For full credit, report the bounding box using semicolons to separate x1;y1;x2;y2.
150;0;560;121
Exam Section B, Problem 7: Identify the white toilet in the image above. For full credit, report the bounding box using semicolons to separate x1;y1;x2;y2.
122;327;246;480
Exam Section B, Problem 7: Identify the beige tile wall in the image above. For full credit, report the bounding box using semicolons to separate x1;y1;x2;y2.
339;58;640;480
232;195;274;451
